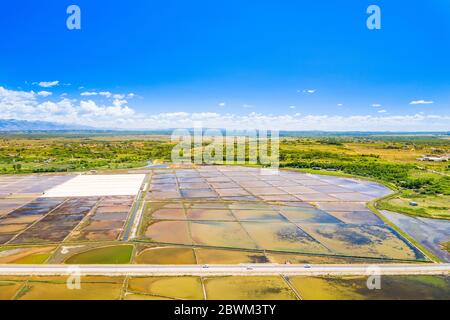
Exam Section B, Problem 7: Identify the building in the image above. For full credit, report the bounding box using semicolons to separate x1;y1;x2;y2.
417;155;449;162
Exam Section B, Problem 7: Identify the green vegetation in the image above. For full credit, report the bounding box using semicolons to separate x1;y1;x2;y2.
280;137;449;194
0;135;173;173
377;192;450;219
12;253;51;264
64;245;134;264
280;136;449;219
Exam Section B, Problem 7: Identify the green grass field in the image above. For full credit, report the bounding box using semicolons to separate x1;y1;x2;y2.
377;192;450;219
64;245;134;264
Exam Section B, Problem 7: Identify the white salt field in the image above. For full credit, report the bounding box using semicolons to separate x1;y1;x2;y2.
42;174;146;197
0;175;74;196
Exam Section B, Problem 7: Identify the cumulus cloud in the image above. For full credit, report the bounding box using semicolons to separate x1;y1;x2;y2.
410;100;434;105
99;91;112;98
80;91;98;96
79;100;134;117
302;89;316;94
80;91;135;100
37;91;52;97
371;103;382;107
0;86;37;114
36;81;59;88
37;100;72;114
131;112;450;132
0;86;134;126
378;109;387;113
112;99;128;108
1;86;449;131
218;102;226;107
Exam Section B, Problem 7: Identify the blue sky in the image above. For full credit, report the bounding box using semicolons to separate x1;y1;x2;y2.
0;0;449;130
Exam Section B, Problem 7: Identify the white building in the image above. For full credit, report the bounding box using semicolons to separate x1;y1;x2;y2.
417;155;449;162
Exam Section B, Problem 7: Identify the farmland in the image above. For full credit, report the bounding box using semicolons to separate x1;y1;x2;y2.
0;275;448;300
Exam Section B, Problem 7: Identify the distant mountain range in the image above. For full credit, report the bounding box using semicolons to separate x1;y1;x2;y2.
0;119;93;131
0;119;448;136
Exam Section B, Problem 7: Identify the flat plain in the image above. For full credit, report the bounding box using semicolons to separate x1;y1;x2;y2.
0;162;448;300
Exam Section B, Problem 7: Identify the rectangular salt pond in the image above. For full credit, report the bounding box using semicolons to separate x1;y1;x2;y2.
43;174;145;197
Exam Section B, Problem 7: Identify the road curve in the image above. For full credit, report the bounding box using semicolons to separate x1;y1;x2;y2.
0;264;449;276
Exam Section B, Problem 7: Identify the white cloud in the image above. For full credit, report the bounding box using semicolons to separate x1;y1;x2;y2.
37;101;63;114
80;91;135;100
36;81;59;88
302;89;316;94
371;103;382;107
37;91;52;97
1;86;449;131
80;92;98;96
113;94;125;99
112;99;128;108
130;112;450;132
410;100;434;105
289;106;296;109
218;102;226;107
79;100;134;117
242;104;254;109
0;86;134;126
99;91;112;98
0;86;37;114
337;103;344;107
378;109;387;113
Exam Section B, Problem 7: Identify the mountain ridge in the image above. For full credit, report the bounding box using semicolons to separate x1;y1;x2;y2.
0;119;93;131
